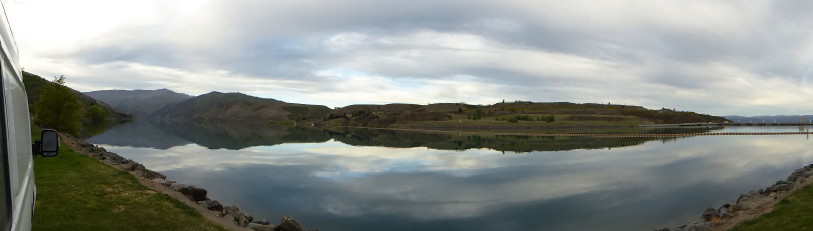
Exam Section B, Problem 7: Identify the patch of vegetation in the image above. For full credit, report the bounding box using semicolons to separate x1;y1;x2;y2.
85;105;108;123
34;76;82;135
496;114;555;123
283;105;332;121
32;126;227;231
730;184;813;231
24;72;133;137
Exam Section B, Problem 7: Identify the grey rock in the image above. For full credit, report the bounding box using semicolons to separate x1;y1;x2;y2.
686;222;711;231
730;204;745;212
275;216;304;231
105;152;126;161
223;214;237;226
134;168;166;180
169;184;208;201
249;223;277;231
158;179;175;187
736;191;761;210
701;207;718;221
766;181;793;193
223;206;240;217
255;219;271;225
120;162;139;171
198;200;224;212
223;206;251;227
788;169;804;182
133;163;146;171
804;171;813;178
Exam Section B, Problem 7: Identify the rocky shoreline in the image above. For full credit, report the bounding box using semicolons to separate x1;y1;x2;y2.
62;134;310;231
657;164;813;231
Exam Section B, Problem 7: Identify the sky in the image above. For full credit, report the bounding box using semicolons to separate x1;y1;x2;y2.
4;0;813;116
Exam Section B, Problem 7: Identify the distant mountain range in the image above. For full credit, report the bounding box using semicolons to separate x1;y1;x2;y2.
85;89;192;117
724;115;813;124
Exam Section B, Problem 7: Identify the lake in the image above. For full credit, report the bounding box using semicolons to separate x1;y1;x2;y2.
86;121;813;231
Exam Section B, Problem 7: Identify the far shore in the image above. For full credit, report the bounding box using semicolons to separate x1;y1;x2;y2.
313;123;813;137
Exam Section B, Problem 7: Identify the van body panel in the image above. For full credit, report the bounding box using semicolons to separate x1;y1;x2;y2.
4;64;31;231
0;1;35;230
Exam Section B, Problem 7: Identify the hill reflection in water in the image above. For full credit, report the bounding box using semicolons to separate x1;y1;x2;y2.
86;120;718;152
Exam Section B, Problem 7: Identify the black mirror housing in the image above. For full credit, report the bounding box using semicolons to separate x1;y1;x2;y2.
36;129;59;157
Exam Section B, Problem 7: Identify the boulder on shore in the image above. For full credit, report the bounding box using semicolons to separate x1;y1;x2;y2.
169;184;208;201
701;207;718;222
275;216;304;231
223;206;253;227
198;200;224;212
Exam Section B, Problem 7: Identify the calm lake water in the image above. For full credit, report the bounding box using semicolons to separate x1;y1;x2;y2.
87;121;813;231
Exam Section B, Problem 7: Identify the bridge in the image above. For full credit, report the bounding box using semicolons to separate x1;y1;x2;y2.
640;123;813;127
541;132;813;138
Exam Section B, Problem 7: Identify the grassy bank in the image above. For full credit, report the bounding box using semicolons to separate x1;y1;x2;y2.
31;127;226;231
730;183;813;230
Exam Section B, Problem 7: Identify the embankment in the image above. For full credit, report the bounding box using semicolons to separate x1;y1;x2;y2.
60;134;309;231
658;164;813;231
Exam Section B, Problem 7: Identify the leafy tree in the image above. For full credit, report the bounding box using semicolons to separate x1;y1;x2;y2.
35;75;82;135
470;109;483;120
85;105;107;122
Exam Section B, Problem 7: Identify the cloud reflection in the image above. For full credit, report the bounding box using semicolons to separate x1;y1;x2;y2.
100;131;813;230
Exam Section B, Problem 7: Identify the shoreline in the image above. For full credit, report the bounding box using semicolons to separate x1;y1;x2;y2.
59;133;308;231
658;164;813;231
323;125;813;137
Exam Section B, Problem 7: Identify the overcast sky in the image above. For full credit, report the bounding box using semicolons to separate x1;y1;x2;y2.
4;0;813;116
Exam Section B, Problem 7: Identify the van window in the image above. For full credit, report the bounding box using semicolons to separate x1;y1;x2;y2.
0;50;10;230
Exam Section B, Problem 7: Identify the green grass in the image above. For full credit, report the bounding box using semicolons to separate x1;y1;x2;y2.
731;183;813;231
31;126;226;231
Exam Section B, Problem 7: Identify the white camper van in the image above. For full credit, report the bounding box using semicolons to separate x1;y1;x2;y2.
0;1;60;231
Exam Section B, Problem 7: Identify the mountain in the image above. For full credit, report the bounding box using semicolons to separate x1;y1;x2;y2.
85;89;192;117
22;72;132;123
725;115;813;124
151;91;332;122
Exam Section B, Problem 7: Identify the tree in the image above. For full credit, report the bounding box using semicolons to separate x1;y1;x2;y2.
35;75;82;135
86;105;107;122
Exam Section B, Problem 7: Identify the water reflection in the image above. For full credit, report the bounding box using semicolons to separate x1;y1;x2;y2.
87;120;714;152
87;120;331;150
86;122;813;231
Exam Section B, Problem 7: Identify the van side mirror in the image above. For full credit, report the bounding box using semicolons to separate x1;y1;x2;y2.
35;129;59;157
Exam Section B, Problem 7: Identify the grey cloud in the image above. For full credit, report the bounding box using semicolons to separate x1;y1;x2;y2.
13;0;813;115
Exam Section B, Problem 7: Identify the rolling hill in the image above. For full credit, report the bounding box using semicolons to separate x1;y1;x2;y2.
319;101;730;129
85;89;192;117
150;91;332;122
